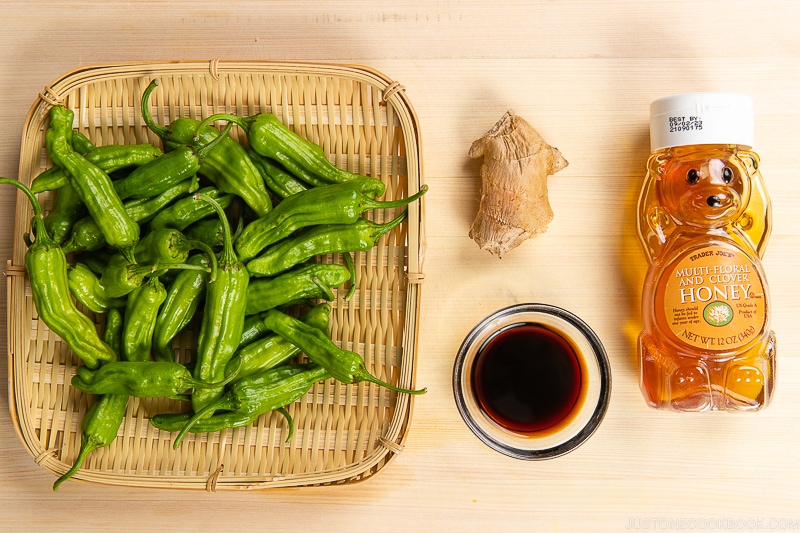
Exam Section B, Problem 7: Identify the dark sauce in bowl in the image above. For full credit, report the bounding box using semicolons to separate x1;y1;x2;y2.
472;324;586;435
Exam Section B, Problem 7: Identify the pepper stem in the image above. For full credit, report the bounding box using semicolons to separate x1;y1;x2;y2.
311;275;335;302
193;122;234;162
276;407;294;442
172;395;234;449
361;184;428;212
371;209;408;240
0;178;42;217
188;240;218;282
140;79;170;140
193;193;238;268
0;177;55;247
356;366;427;395
195;113;252;139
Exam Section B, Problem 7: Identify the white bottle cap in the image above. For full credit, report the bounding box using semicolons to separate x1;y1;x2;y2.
649;92;754;151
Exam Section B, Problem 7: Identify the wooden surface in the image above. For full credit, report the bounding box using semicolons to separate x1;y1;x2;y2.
1;1;799;531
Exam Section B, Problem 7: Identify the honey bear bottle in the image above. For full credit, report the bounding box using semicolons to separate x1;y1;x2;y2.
637;93;775;411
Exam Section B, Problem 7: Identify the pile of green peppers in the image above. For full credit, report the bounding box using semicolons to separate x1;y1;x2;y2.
5;79;427;491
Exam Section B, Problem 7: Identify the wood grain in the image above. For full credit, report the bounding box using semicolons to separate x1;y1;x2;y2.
1;1;799;531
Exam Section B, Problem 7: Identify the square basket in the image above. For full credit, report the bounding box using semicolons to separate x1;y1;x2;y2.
7;60;425;491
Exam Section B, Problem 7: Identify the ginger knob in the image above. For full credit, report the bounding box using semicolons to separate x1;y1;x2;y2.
468;111;568;257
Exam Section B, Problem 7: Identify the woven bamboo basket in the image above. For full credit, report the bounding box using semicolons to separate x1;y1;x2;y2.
7;60;425;491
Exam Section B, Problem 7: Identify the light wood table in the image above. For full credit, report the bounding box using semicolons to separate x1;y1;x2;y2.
2;2;799;531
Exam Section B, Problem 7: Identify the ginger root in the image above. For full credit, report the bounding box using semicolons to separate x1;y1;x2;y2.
468;110;568;257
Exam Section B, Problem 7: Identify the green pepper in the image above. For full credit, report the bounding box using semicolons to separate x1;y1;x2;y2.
191;193;249;416
67;262;127;314
245;263;351;315
141;80;272;217
99;254;155;298
104;307;124;357
235;179;426;261
226;303;332;380
263;308;426;394
122;176;200;223
61;177;199;255
149;410;256;434
197;112;362;187
99;254;209;299
31;143;163;194
121;276;167;362
174;363;329;448
43;182;86;245
113;122;232;201
133;228;216;271
52;393;128;490
148;186;233;232
45;106;139;256
0;178;116;369
30;167;69;195
71;360;238;398
152;253;210;363
247;148;309;199
76;249;115;275
59;216;108;255
246;211;407;278
183;218;224;249
71;130;95;155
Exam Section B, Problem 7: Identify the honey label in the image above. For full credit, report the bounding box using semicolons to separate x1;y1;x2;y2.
662;244;766;351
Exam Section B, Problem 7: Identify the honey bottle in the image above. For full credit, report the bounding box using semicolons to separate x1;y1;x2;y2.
637;93;775;411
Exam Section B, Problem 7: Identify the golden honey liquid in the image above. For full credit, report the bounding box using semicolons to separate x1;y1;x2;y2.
637;145;775;411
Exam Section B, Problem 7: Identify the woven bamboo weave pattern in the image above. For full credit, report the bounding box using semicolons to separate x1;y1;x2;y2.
8;61;424;490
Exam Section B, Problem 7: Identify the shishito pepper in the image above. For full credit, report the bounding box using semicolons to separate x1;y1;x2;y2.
245;263;351;315
61;177;199;255
197;111;364;187
70;130;96;155
121;276;167;362
235;179;426;261
99;254;209;299
45;106;139;256
246;148;309;199
152;253;211;363
149;409;256;434
104;307;124;356
52;393;128;490
191;193;249;416
148;186;233;232
71;360;238;398
173;363;330;448
183;218;224;249
123;176;200;223
113;122;232;201
141;79;272;217
67;262;127;314
133;228;217;273
226;303;332;380
262;308;426;394
246;211;407;278
31;142;163;194
43;182;86;245
0;178;116;369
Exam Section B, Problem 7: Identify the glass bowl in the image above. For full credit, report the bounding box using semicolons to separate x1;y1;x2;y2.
453;303;612;460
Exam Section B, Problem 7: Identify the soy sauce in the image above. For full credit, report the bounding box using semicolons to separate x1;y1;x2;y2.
472;323;584;434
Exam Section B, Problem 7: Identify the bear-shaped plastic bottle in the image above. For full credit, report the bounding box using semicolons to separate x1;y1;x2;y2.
637;93;775;411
